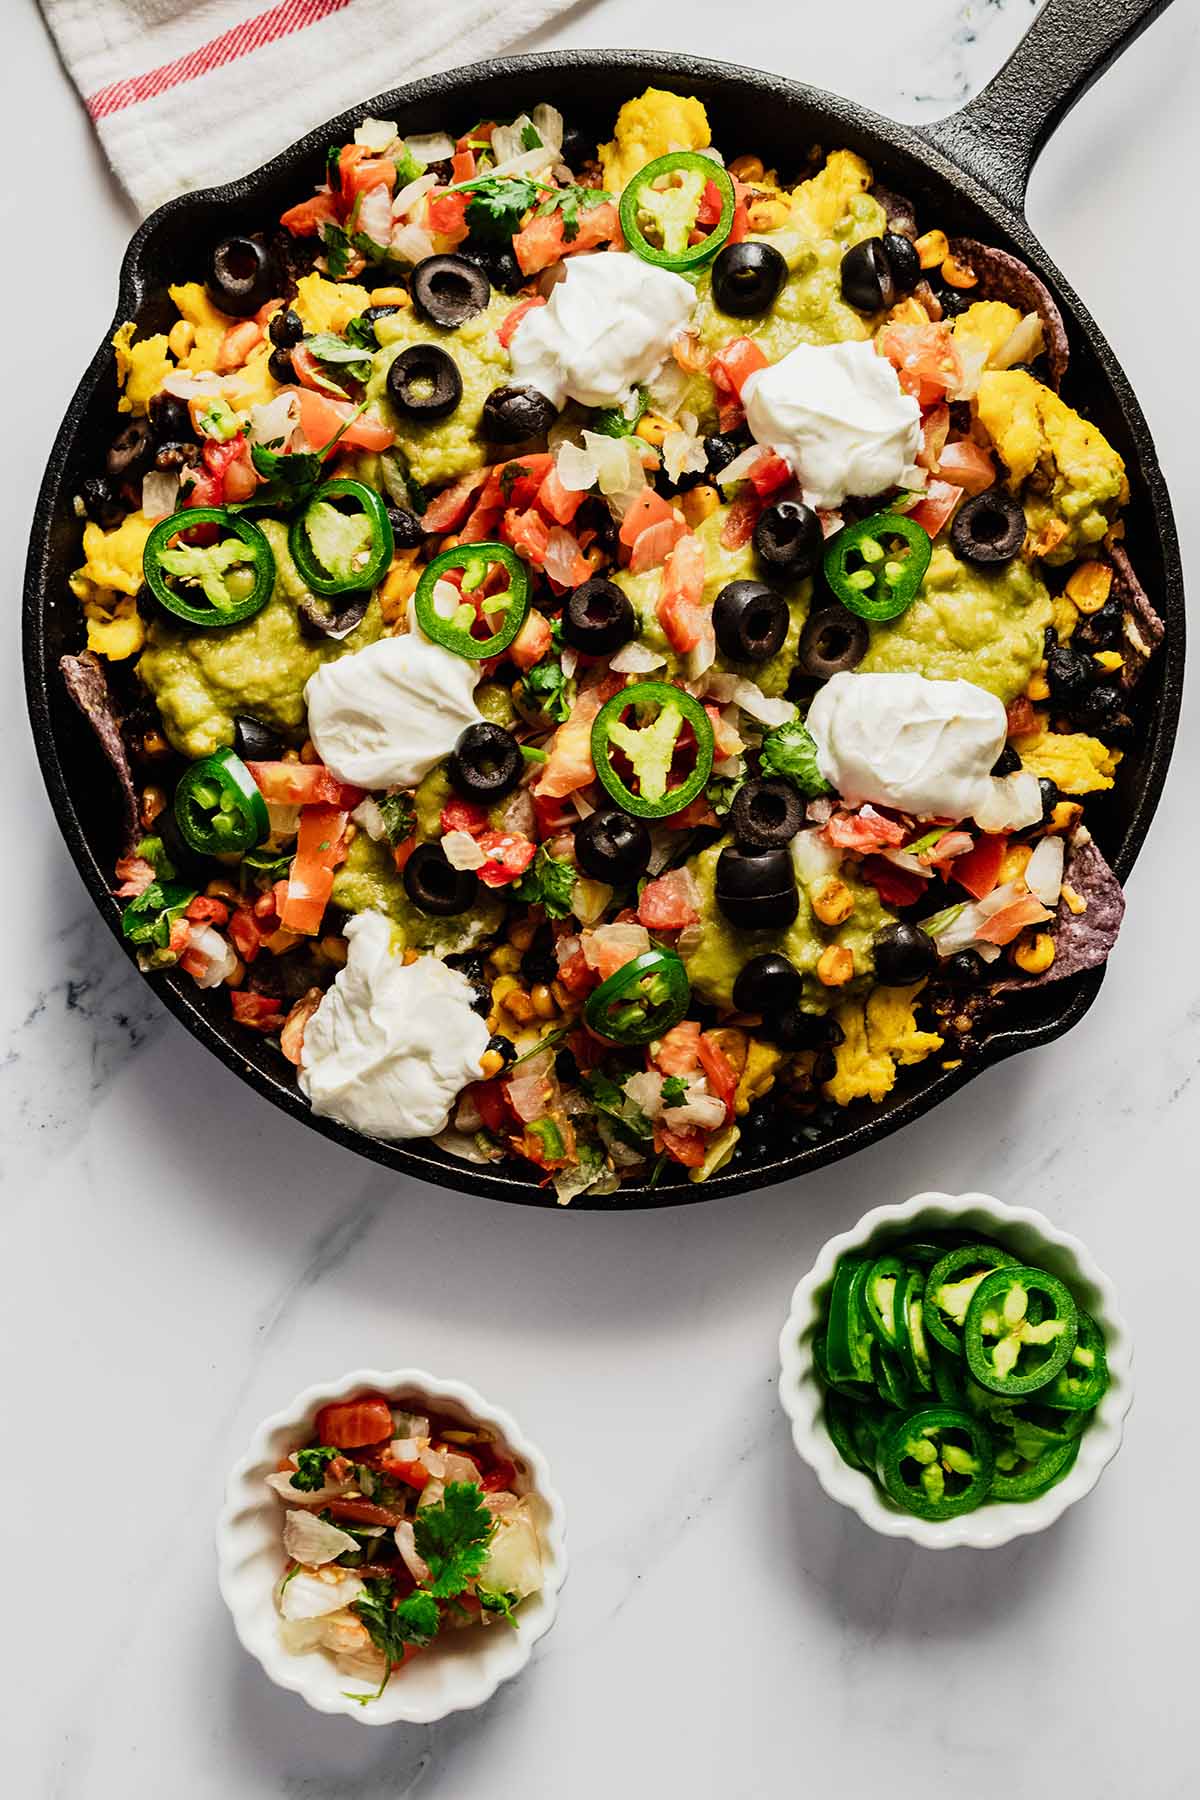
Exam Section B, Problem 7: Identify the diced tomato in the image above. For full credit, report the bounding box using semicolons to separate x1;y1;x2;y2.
638;868;701;931
228;906;265;963
532;790;576;840
290;342;336;395
656;533;709;654
460;499;504;543
510;608;553;670
498;295;546;349
720;492;762;550
392;833;417;873
535;675;621;798
538;465;587;525
513;200;621;276
282;385;394;451
380;1454;431;1490
708;336;768;400
339;144;397;199
477;454;554;513
422;467;490;534
861;855;928;909
476;831;537;887
619;487;676;549
629;515;687;573
471;1078;514;1135
441;797;490;837
696;179;724;226
481;1458;517;1493
824;807;908;850
655;1019;702;1076
656;1123;707;1167
556;947;597;995
451;147;476;183
666;796;720;831
937;438;996;495
748;449;792;498
877;320;963;408
1006;697;1037;738
698;1032;738;1123
185;895;230;926
280;191;339;237
326;1497;403;1529
168;917;192;955
426;189;470;240
728;197;750;244
230;991;283;1031
918;404;951;470
314;1395;394;1450
975;893;1052;946
503;506;551;567
247;762;361;807
909;478;964;540
279;803;349;934
952;833;1009;900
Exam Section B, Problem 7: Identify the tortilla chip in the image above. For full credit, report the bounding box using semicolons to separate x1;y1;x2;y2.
994;837;1124;990
949;238;1069;389
1108;543;1164;690
60;651;140;853
872;185;917;240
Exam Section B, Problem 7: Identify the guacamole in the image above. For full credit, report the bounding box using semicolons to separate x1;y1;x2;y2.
613;505;810;694
137;520;383;759
367;295;516;489
857;544;1052;704
682;837;894;1012
332;831;503;950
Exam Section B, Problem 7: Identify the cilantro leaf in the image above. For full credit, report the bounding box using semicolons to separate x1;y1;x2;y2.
241;844;293;881
461;174;540;241
135;833;176;880
705;775;742;817
305;331;372;385
236;405;367;514
591;387;649;439
349;1578;441;1699
378;793;416;846
346;313;383;353
478;1587;521;1626
521;655;571;723
583;1070;653;1144
758;718;831;798
394;145;426;186
120;880;196;950
537;183;613;244
514;846;577;919
660;1074;688;1106
499;460;531;503
519;122;543;151
290;1445;339;1492
320;221;352;277
412;1481;495;1599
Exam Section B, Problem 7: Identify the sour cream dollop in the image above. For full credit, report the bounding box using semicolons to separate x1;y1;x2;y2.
299;911;490;1139
742;340;921;509
806;671;1007;821
509;252;695;409
304;634;482;791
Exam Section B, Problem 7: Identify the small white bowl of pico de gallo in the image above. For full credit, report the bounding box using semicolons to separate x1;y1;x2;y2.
217;1368;567;1723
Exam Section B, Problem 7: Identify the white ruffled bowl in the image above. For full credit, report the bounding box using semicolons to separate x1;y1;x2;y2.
217;1367;567;1723
778;1191;1134;1549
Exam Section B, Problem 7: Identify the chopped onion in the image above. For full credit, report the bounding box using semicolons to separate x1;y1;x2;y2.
879;847;931;878
283;1509;359;1566
663;1087;727;1131
389;220;436;263
394;1520;432;1586
582;431;647;502
507;1050;554;1122
544;526;584;587
729;679;797;728
404;131;454;162
393;171;439;218
265;1464;353;1505
625;1069;665;1118
185;925;237;989
571;877;613;925
646;357;690;415
357;183;393;249
973;770;1043;834
355;116;398;151
568;791;594;819
1025;833;1066;905
994;312;1045;371
419;1446;447;1479
140;470;178;520
350;797;387;841
791;829;842;885
947;339;989;401
555;440;598;492
277;1616;327;1656
441;1451;483;1484
582;921;650;968
454;1090;484;1133
498;786;536;838
484;143;559;182
555;933;581;966
560;647;579;678
531;102;565;151
663;426;707;485
806;797;836;825
279;1568;364;1621
609;641;665;674
161;370;222;399
716;444;771;489
924;881;1025;955
248;390;300;448
685;634;716;680
443;829;485;870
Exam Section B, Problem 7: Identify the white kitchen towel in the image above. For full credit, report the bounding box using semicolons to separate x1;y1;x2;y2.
39;0;587;217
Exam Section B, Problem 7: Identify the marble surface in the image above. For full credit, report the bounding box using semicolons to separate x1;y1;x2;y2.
7;0;1199;1793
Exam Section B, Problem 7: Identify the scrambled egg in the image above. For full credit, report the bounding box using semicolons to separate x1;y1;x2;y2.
599;88;711;191
111;322;173;415
168;282;235;373
293;272;373;336
735;1038;785;1116
825;983;943;1108
1014;727;1121;795
72;511;155;596
788;149;874;239
976;369;1128;564
951;300;1023;364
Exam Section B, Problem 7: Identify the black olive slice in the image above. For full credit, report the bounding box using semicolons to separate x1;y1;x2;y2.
403;842;480;916
561;578;636;655
386;506;426;548
882;231;920;296
732;951;803;1014
949;487;1027;566
387;344;463;419
730;779;804;850
106;418;155;479
715;845;798;928
233;714;284;761
711;240;788;318
297;592;370;640
448;722;523;801
872;922;936;984
268;306;304;348
840;237;896;312
481;383;560;445
797;605;870;679
712;580;789;663
753;501;822;578
574;809;651;885
410;254;492;328
206;235;276;318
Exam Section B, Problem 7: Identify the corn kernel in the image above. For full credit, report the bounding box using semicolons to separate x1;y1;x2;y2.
1011;931;1055;975
728;154;765;183
479;1048;505;1079
503;987;536;1024
368;287;412;308
490;944;521;974
225;956;245;989
342;823;357;846
746;196;790;232
1061;882;1087;916
551;979;572;1011
888;297;931;327
486;1011;500;1034
320;934;348;966
812;877;854;927
531;983;557;1019
1065;560;1113;614
167;320;196;358
999;843;1032;885
636;411;676;448
206;877;240;904
816;945;854;987
140;785;167;827
380;550;420;623
915;229;949;269
403;948;420;965
584;543;610;573
1093;650;1124;673
299;738;320;763
680;483;720;528
1049;801;1084;835
1026;672;1050;702
491;975;519;1006
142;728;170;759
940;252;978;290
507;917;537;951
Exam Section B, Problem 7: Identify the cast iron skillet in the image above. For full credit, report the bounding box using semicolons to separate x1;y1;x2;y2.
23;0;1183;1208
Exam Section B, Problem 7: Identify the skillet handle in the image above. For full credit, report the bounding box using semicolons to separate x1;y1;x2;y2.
918;0;1174;209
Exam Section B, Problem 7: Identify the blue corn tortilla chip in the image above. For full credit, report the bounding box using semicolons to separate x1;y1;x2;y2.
994;837;1125;990
60;651;141;853
1108;543;1164;690
949;237;1069;389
